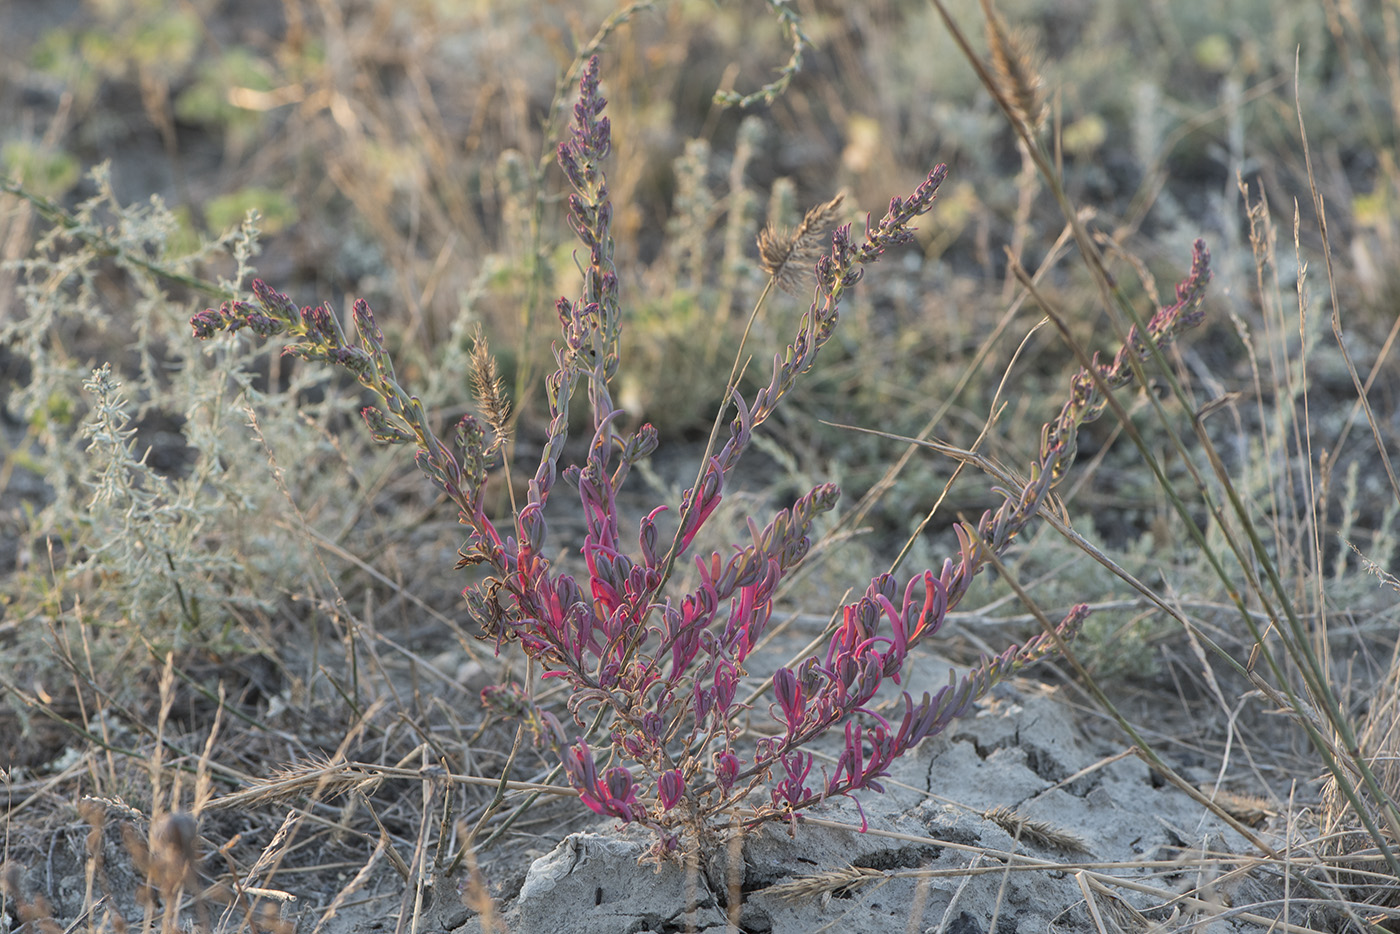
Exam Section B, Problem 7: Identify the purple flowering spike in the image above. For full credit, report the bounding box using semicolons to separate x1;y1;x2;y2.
189;309;222;339
773;667;803;737
658;770;685;811
604;768;637;812
714;751;740;793
361;406;415;445
713;660;740;716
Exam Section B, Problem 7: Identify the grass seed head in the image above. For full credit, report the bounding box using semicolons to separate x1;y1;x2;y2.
981;0;1047;135
758;192;846;295
984;805;1089;853
469;323;512;454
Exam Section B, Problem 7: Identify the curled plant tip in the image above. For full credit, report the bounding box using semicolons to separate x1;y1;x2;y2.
713;0;810;110
981;0;1047;134
468;323;512;455
984;805;1089;853
362;406;415;445
758;192;846;294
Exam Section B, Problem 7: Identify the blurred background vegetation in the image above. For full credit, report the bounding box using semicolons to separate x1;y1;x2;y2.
1;0;1398;920
3;0;1397;757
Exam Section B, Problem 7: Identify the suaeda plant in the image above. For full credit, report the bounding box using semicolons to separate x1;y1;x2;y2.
191;57;1212;853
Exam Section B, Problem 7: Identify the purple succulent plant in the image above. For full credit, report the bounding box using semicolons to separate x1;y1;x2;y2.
190;55;1211;851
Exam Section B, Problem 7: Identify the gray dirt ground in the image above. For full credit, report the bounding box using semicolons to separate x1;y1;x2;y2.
347;686;1269;934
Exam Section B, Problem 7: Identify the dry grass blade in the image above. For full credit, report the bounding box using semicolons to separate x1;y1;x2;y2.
1072;870;1111;933
757;192;845;294
1322;636;1400;895
461;846;504;934
242;810;301;889
395;766;441;934
984;805;1089;854
1076;871;1160;933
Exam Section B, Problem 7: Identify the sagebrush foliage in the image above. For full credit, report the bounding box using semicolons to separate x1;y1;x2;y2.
0;167;379;646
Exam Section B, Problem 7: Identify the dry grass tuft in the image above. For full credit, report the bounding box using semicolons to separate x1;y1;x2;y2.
1321;648;1400;901
757;192;845;295
1204;788;1278;827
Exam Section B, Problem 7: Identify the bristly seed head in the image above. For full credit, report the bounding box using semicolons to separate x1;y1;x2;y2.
983;805;1089;853
982;0;1046;134
468;323;511;455
758;192;846;295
